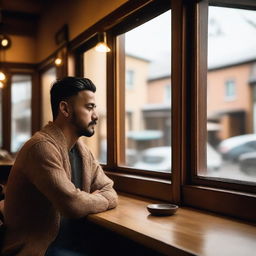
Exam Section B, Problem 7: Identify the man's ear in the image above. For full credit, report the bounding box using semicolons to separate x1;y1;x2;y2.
59;101;70;118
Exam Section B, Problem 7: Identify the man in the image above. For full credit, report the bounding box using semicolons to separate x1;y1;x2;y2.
1;77;118;256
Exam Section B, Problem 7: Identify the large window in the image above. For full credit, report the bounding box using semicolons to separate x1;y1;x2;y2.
83;48;107;163
204;6;256;183
11;75;32;152
69;0;256;220
117;10;172;173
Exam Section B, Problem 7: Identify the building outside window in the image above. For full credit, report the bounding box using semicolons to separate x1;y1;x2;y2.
205;6;256;183
116;10;171;173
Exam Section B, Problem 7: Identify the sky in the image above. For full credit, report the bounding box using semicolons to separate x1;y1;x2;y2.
125;10;171;79
124;7;256;78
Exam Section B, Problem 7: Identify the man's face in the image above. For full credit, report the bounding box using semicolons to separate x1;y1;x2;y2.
69;90;98;137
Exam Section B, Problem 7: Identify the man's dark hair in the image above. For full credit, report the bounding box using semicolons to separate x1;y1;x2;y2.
50;77;96;120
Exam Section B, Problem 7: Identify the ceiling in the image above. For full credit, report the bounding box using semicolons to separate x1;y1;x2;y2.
0;0;56;36
1;0;51;15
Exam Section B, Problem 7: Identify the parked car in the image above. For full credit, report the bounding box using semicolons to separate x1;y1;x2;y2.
133;146;171;173
238;151;256;176
218;134;256;161
133;144;222;172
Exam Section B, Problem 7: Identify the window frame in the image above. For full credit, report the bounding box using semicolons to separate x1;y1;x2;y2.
37;45;68;129
108;0;174;201
10;74;33;152
69;0;174;202
182;0;256;222
0;63;36;153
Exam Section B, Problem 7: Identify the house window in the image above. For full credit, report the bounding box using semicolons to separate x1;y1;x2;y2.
225;80;236;100
116;10;171;173
126;69;135;89
11;75;32;152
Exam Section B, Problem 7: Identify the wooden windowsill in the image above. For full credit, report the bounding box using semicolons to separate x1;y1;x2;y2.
87;193;256;256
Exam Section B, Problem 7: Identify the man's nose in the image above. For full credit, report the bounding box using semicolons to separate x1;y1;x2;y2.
92;109;98;121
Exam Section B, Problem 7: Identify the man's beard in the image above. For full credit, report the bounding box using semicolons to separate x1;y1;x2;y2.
71;112;96;137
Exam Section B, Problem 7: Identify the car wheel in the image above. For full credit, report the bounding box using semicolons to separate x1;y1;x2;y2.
242;165;255;176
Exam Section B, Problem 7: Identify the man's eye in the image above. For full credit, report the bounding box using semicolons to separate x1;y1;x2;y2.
86;105;95;110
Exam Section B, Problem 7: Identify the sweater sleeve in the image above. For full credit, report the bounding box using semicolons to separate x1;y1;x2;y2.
89;152;118;210
25;141;112;218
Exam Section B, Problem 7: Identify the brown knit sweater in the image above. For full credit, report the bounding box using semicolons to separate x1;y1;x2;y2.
1;123;118;256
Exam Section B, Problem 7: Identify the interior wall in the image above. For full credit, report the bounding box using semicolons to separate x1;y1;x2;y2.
3;35;36;63
36;0;127;62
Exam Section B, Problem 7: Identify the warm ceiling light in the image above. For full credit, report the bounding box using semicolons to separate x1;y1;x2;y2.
55;58;62;66
95;42;111;52
0;35;11;49
0;71;6;81
1;39;8;47
95;32;111;53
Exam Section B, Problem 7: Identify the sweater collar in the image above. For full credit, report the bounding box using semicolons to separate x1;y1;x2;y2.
41;121;69;150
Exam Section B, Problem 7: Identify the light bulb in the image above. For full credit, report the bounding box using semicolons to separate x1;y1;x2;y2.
0;81;4;89
55;58;62;66
0;72;6;81
95;42;110;53
1;39;8;47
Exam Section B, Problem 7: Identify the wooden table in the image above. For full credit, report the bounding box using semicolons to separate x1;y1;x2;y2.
88;193;256;256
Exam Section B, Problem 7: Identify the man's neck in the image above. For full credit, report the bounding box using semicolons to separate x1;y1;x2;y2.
53;119;78;151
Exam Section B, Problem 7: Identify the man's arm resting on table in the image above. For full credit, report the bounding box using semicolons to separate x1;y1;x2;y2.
25;141;116;218
89;152;118;210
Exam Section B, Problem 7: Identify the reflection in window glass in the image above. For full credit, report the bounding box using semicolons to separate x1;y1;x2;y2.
83;48;107;164
205;6;256;182
41;67;56;127
11;75;32;152
118;10;171;172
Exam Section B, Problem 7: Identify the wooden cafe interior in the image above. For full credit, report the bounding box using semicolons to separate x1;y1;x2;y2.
0;0;256;255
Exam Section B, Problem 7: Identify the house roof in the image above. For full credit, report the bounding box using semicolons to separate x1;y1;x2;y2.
208;6;256;69
126;7;256;80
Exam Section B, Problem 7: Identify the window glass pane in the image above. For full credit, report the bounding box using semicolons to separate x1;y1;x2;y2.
118;10;171;172
83;48;107;163
41;67;56;127
225;80;236;100
205;6;256;182
11;75;32;152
